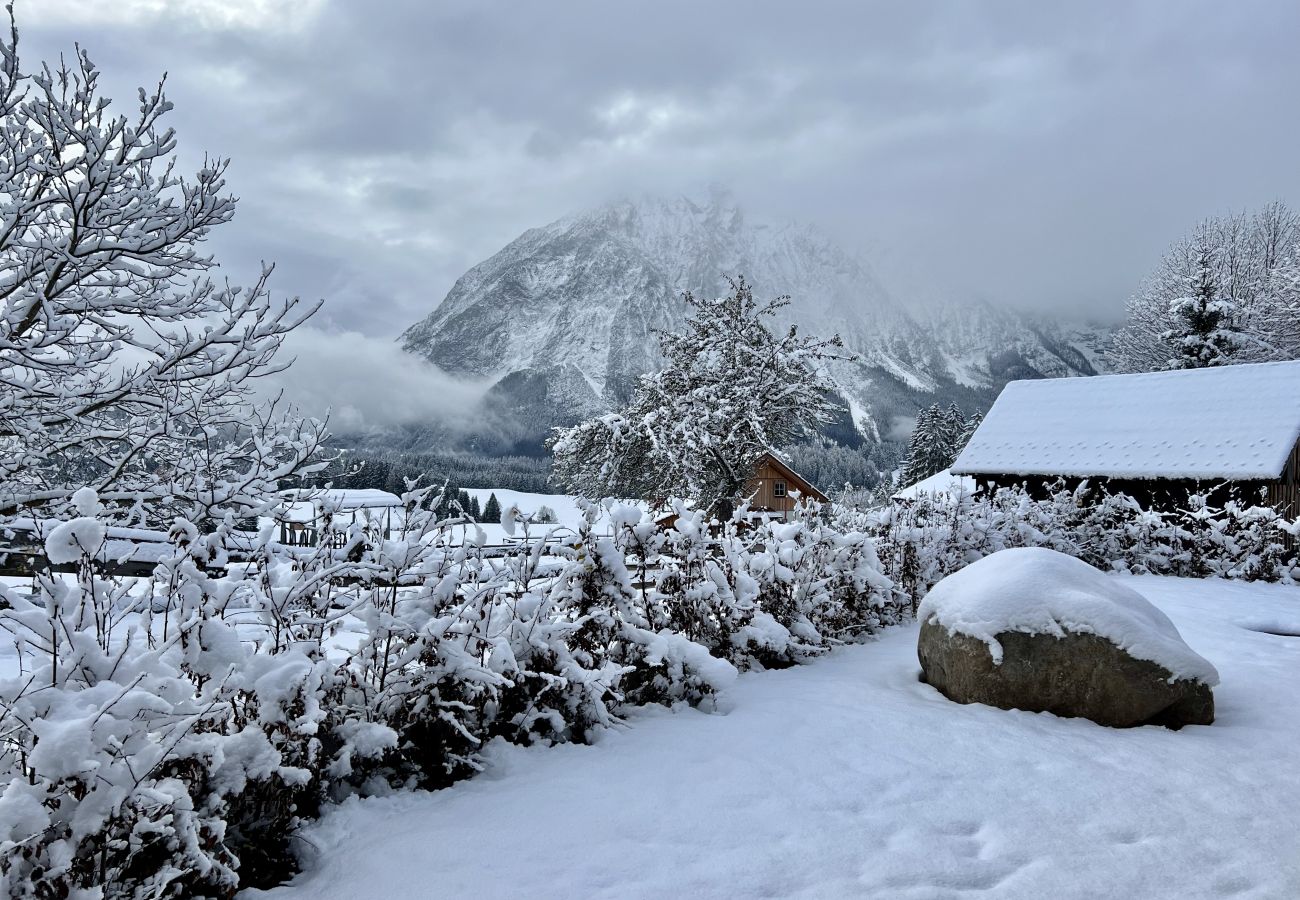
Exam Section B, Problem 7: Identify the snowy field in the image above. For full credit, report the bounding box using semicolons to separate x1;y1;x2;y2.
249;576;1300;900
454;488;643;545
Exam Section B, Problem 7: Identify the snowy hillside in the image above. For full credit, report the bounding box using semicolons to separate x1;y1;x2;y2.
401;187;1111;445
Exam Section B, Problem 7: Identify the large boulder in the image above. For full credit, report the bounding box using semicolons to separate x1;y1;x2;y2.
917;548;1217;728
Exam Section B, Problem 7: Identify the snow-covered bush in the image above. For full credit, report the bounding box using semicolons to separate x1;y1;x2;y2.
861;481;1300;603
549;502;737;709
0;496;354;897
640;501;902;671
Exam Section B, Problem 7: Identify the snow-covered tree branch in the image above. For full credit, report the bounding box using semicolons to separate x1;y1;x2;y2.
0;19;325;523
551;276;850;515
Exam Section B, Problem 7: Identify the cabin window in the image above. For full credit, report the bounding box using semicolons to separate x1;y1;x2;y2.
773;480;787;498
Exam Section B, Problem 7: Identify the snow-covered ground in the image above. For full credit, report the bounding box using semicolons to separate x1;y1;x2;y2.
458;488;643;544
462;488;586;526
248;576;1300;900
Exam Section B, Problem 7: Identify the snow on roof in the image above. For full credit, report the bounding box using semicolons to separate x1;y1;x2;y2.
917;547;1219;684
950;360;1300;481
277;489;404;523
891;469;978;502
282;489;404;509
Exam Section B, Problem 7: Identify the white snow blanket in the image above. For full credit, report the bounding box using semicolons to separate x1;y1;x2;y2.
891;468;978;501
244;575;1300;899
951;359;1300;480
918;548;1219;684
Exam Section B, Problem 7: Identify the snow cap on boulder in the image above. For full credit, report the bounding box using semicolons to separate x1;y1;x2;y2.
918;547;1218;686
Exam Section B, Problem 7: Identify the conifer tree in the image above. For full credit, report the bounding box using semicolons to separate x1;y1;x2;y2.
956;412;983;455
900;404;960;486
1110;202;1298;372
1163;248;1243;369
483;493;501;523
943;403;967;454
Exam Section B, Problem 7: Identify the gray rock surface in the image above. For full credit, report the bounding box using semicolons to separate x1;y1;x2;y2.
918;619;1214;728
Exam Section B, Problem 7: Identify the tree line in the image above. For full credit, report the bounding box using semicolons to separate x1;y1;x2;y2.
1110;201;1300;372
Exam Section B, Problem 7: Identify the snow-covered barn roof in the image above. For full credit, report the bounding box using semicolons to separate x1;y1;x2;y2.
950;360;1300;481
282;489;404;509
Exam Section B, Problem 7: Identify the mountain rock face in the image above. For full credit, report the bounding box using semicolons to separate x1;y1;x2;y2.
401;187;1111;453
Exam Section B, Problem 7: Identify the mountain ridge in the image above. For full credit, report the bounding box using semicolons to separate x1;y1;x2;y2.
400;188;1113;455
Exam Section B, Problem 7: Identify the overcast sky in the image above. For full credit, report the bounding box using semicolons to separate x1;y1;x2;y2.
25;1;1300;342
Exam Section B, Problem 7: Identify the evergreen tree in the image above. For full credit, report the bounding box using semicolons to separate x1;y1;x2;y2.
1110;202;1298;372
956;412;983;455
434;481;458;518
900;404;959;486
483;493;501;523
469;496;482;521
943;403;967;454
1162;248;1243;369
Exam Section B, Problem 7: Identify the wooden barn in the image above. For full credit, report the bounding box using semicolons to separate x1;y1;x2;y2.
950;360;1300;513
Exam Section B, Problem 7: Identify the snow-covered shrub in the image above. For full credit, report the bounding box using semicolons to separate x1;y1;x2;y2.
862;482;1300;600
653;503;751;656
1176;494;1292;582
0;500;323;897
549;503;737;709
645;501;902;671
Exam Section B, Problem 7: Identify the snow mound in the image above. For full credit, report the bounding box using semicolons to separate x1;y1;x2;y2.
44;518;107;565
891;468;977;501
917;548;1219;685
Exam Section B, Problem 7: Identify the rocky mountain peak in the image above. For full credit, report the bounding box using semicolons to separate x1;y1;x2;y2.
400;188;1111;453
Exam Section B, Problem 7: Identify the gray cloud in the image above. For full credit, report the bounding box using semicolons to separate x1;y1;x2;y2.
261;326;491;431
21;0;1300;392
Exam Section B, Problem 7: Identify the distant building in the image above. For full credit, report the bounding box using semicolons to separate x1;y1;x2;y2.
276;488;404;548
745;451;829;520
950;360;1300;513
656;451;829;528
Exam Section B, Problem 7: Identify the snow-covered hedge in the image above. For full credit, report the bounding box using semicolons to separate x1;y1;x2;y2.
8;477;1288;896
0;488;910;896
863;481;1300;609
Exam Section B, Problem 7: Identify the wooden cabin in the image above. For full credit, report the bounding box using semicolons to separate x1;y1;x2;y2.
655;451;829;528
950;360;1300;513
744;452;829;521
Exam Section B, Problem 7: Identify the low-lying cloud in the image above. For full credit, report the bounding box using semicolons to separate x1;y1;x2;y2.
260;326;492;432
886;415;917;442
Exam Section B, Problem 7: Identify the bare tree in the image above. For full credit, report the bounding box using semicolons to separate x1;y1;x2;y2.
0;17;325;523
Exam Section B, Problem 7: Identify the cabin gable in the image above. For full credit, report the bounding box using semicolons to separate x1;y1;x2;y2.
743;453;828;519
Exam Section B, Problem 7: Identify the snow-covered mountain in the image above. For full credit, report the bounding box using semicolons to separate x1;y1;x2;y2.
401;187;1111;450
